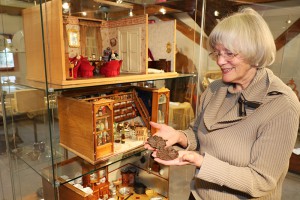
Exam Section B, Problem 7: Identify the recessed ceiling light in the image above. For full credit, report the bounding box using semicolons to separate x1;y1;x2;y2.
159;8;166;15
62;2;69;10
214;10;219;17
129;9;133;17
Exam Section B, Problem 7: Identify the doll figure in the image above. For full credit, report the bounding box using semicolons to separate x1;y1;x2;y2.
108;50;119;61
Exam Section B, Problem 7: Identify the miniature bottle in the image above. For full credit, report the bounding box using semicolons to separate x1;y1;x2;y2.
105;131;110;143
98;134;102;146
102;132;106;144
104;118;109;130
121;128;125;144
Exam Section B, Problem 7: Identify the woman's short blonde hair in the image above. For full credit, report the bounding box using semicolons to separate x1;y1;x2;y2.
208;8;276;67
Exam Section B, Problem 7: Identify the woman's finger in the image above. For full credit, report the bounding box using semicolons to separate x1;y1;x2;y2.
149;121;162;129
182;153;195;163
154;157;190;166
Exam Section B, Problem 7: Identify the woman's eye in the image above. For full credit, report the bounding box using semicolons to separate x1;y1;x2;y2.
226;52;234;57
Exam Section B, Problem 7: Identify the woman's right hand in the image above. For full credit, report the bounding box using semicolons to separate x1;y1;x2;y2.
144;121;188;149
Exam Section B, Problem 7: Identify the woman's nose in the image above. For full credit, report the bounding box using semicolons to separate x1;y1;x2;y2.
217;55;228;66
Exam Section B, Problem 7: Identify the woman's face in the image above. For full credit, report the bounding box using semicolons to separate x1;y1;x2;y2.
213;44;257;90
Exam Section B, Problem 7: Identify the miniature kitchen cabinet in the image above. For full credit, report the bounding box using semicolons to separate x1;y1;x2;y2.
58;97;114;164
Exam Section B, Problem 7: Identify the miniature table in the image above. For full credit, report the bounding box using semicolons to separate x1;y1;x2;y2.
168;102;194;130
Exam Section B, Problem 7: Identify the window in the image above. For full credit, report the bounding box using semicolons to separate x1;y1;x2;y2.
0;34;15;71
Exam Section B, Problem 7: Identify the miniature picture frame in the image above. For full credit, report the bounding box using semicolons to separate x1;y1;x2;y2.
68;29;80;48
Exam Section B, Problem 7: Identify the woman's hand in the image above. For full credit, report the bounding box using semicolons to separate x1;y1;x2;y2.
151;150;204;168
145;121;188;148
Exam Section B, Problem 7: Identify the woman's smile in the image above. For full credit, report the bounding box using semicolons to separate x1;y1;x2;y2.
221;67;234;74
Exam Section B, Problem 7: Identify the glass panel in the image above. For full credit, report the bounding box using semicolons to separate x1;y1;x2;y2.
0;0;207;199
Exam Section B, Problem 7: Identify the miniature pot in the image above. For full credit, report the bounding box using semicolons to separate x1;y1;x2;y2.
134;182;146;194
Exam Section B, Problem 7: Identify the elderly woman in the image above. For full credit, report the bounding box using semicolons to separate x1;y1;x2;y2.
145;8;300;199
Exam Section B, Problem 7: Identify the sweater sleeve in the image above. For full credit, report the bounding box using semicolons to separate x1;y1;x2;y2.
181;86;212;151
196;105;299;197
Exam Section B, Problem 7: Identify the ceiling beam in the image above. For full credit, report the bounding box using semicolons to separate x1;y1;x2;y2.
0;5;23;16
275;17;300;50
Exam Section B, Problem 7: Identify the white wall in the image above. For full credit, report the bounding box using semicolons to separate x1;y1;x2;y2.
0;14;23;34
256;1;300;97
269;34;300;89
148;20;175;71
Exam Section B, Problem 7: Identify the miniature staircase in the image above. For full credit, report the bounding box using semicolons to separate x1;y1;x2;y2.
133;90;151;130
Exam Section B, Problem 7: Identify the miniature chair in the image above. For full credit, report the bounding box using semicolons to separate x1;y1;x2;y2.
169;102;194;130
100;60;122;77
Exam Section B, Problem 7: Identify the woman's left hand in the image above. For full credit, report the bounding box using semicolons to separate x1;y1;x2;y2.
152;150;204;168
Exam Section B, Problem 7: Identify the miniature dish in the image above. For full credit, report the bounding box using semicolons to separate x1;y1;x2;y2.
112;180;121;186
150;197;163;200
119;187;130;195
146;189;155;197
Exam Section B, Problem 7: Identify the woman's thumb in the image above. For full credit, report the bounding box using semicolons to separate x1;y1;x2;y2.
182;153;195;163
149;121;161;129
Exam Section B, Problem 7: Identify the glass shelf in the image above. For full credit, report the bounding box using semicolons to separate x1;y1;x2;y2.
11;140;147;186
42;146;147;186
11;143;66;180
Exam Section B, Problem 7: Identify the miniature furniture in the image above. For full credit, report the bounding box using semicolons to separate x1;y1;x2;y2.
100;60;123;77
169;102;194;130
135;127;148;141
57;89;149;164
121;167;136;187
58;97;114;164
82;165;110;199
135;87;170;134
22;0;177;86
148;59;171;72
69;55;94;78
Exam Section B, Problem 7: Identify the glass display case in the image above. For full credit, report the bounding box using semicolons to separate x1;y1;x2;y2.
1;0;300;200
0;1;201;199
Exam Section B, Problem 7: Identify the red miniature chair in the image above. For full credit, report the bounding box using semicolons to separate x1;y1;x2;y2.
100;60;122;77
69;55;94;78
